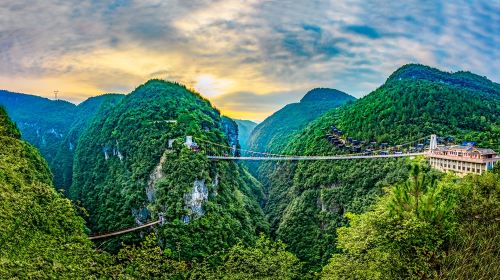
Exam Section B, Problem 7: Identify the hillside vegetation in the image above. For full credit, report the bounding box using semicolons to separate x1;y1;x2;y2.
322;164;500;279
329;64;500;150
0;91;125;191
263;64;500;272
0;107;101;278
0;90;76;169
71;80;269;257
52;94;124;191
247;88;355;153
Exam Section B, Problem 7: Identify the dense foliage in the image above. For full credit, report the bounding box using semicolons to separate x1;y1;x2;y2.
247;88;355;153
321;165;499;280
234;119;257;150
104;233;301;279
388;64;500;95
0;107;102;278
0;90;125;191
0;90;77;171
331;64;500;150
71;80;268;257
258;64;500;272
52;94;124;191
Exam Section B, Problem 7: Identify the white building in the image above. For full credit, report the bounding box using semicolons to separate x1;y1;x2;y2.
426;145;499;175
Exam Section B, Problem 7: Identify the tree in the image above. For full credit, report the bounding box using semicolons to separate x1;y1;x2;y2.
322;164;456;279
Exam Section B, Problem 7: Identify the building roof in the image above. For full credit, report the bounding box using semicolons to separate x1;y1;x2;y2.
435;145;497;155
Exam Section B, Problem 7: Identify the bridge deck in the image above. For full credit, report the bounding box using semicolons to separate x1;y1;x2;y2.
89;220;161;240
207;152;425;161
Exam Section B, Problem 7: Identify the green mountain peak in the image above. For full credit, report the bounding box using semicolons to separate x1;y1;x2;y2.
300;88;353;103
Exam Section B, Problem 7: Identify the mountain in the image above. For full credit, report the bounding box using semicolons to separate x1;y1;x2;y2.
0;90;125;191
52;94;124;191
247;88;355;154
388;63;500;95
263;64;500;271
330;64;500;150
70;80;268;256
234;119;257;149
0;90;77;168
0;107;99;278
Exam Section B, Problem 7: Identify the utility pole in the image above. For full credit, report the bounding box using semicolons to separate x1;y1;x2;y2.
54;90;59;100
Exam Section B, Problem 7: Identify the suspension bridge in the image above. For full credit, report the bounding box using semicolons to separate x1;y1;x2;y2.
88;133;499;240
89;219;161;240
89;135;437;240
194;134;439;161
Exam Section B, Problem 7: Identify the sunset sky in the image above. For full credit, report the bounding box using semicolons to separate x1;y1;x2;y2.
1;1;499;121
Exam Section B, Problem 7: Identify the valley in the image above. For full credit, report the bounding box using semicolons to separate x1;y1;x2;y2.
1;64;499;279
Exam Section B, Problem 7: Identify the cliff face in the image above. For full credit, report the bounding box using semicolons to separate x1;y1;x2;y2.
234;119;257;150
71;80;268;256
221;116;239;151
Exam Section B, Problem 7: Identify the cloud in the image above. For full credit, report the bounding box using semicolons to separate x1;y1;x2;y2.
343;25;381;39
211;90;305;121
0;0;498;121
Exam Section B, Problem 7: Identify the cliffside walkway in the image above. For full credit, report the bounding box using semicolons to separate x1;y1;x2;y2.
89;220;161;240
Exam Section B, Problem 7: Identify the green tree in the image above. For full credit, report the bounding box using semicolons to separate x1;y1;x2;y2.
104;234;189;279
440;166;500;279
322;165;456;279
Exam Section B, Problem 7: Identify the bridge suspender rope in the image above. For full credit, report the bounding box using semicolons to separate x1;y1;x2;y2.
206;152;426;161
195;135;433;161
89;220;161;240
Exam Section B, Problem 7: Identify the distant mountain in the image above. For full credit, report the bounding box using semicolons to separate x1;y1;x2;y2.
0;107;99;278
263;64;500;270
0;90;77;167
71;80;268;254
0;90;124;191
234;119;257;149
247;88;355;153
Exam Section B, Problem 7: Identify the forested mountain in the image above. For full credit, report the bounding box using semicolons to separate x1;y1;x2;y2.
247;88;355;153
70;80;268;257
0;107;101;278
0;90;77;168
234;119;257;150
321;164;499;279
261;64;500;272
331;64;500;150
0;105;300;279
388;63;500;95
2;65;499;278
52;94;124;191
0;91;125;191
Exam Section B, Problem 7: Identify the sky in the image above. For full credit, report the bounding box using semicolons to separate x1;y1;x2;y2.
0;1;499;122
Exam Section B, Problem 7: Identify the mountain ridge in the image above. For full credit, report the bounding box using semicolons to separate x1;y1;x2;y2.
261;64;500;271
247;88;355;154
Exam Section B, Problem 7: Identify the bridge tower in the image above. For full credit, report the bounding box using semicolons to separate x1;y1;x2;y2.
429;134;438;152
